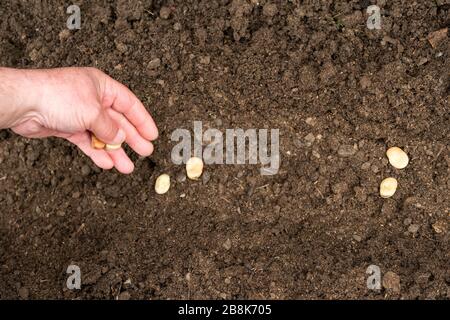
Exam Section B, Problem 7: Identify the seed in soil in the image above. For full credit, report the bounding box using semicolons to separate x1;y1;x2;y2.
380;177;398;198
386;147;409;169
155;174;171;195
186;157;203;180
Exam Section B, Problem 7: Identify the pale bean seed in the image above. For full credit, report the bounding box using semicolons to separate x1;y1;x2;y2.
380;177;398;198
105;143;122;151
91;135;106;149
386;147;409;169
186;157;203;180
155;174;171;194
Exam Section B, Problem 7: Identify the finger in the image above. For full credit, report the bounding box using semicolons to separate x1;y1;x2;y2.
106;148;135;174
103;76;158;141
109;110;154;157
67;132;114;170
88;108;126;145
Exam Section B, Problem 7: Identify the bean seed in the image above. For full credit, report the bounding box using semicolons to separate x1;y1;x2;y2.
155;174;170;194
380;177;398;198
386;147;409;169
91;134;122;151
91;135;106;149
105;143;122;151
186;157;203;180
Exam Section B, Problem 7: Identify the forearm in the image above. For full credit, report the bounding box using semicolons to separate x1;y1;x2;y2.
0;67;42;129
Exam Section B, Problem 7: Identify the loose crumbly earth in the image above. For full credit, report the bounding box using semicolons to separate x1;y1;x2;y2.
0;0;449;300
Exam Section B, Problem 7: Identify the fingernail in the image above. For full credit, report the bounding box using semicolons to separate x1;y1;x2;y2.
112;128;126;144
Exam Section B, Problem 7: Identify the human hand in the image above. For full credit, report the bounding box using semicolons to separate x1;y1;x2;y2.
0;67;158;174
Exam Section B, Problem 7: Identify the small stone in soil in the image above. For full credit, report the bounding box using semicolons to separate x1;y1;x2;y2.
223;238;232;250
427;28;448;48
408;224;420;233
432;220;447;234
159;6;171;19
115;42;127;53
382;271;401;293
72;191;81;199
312;150;320;159
408;224;419;234
118;291;131;300
18;287;29;299
176;172;187;183
338;144;357;157
403;218;412;226
81;165;91;176
332;182;348;195
361;162;371;170
202;171;211;184
304;133;315;146
305;117;317;126
263;3;278;17
26;149;40;162
359;75;371;89
59;29;71;42
199;56;210;65
173;22;182;31
148;58;161;70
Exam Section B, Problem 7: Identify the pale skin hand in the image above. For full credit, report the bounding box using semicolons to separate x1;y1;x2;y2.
0;67;158;174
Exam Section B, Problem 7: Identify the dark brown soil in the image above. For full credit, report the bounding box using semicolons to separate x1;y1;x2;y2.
0;0;449;299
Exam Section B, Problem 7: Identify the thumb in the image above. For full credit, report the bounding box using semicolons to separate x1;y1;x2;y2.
89;109;126;145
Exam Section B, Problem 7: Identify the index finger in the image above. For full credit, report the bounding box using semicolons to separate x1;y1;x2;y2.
103;75;158;141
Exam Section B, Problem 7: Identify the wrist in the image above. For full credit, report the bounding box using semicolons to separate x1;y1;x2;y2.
0;67;45;129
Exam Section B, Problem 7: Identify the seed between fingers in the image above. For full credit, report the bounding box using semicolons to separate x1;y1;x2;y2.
91;135;106;149
105;143;122;151
91;134;122;151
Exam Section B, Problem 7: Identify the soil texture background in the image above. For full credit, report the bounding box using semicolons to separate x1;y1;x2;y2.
0;0;449;299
